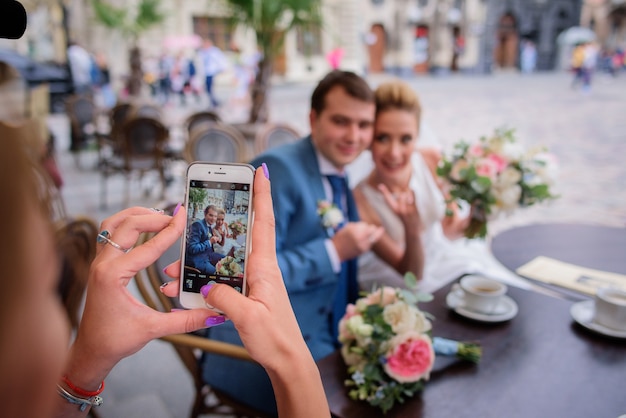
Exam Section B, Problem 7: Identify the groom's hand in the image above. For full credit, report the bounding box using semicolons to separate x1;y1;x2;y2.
332;222;384;261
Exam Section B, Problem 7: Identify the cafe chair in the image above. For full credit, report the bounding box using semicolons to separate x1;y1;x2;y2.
129;102;163;119
134;231;270;418
95;102;134;167
254;122;300;155
183;122;247;163
66;94;98;167
99;116;169;208
184;110;222;137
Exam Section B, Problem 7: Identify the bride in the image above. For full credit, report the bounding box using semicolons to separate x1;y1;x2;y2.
352;79;524;294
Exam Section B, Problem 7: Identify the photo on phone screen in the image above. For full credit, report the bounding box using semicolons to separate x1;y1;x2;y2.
179;163;253;309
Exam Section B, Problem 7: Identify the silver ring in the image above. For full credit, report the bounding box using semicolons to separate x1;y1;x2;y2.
97;230;132;253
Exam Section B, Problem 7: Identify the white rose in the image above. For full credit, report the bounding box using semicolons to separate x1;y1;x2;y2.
383;301;432;335
497;166;522;187
323;207;344;228
501;141;525;161
495;184;522;211
346;315;373;338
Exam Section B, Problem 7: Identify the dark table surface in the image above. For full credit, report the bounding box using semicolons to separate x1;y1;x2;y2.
490;223;626;275
318;281;626;418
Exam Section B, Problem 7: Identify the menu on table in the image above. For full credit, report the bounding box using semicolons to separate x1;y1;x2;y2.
516;256;626;296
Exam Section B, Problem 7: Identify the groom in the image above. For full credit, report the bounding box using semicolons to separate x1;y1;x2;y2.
186;205;224;274
201;70;384;415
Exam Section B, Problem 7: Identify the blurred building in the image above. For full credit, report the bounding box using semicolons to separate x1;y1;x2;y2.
11;0;626;86
580;0;626;49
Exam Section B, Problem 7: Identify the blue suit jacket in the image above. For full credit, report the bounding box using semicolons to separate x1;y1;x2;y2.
187;219;223;274
201;137;358;415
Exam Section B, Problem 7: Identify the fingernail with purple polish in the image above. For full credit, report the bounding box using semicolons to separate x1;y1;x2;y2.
205;316;225;327
162;266;168;275
173;203;182;216
200;284;213;297
262;162;270;179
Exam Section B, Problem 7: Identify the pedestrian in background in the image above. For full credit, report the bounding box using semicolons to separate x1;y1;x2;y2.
67;41;94;94
581;41;599;93
157;53;174;105
198;38;227;108
520;40;537;74
570;42;586;89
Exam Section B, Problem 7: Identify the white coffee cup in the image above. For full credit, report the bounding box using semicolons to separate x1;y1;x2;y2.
457;275;507;314
593;287;626;331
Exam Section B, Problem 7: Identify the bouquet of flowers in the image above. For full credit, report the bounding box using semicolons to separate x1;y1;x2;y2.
339;274;481;413
228;219;246;237
317;200;344;230
437;127;558;238
215;256;243;277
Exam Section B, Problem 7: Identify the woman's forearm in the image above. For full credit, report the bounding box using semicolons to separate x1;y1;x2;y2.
266;347;330;418
399;219;425;280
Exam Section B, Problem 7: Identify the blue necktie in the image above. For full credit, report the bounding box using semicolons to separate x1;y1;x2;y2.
327;175;358;346
326;175;347;228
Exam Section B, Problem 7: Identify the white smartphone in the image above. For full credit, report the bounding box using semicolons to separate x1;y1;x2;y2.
179;162;255;310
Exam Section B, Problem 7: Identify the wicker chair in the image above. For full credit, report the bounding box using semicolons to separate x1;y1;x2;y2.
184;110;222;137
183;122;247;163
99;116;169;208
253;122;300;155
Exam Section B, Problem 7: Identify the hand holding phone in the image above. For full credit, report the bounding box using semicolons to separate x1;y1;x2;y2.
179;162;255;310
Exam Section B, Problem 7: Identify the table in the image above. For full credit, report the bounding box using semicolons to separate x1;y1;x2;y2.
491;223;626;275
318;282;626;418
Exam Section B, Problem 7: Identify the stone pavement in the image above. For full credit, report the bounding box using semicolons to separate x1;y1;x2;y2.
49;70;626;418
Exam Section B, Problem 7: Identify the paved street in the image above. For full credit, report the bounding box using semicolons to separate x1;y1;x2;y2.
50;69;626;418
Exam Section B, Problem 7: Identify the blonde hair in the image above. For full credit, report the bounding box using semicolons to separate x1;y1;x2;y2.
374;80;422;125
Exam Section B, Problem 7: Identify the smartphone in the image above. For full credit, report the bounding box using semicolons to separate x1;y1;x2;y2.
179;162;255;310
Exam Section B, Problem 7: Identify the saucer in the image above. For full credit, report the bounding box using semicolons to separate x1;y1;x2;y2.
570;300;626;339
446;290;518;322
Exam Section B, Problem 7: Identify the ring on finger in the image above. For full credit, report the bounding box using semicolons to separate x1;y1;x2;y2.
97;230;132;253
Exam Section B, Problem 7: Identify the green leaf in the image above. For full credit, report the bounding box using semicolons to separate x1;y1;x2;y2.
403;272;418;290
470;176;491;194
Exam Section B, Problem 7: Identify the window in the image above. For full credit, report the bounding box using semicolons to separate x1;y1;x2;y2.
192;16;232;51
296;25;322;56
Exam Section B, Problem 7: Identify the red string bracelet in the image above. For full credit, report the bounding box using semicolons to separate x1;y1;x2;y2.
61;375;105;397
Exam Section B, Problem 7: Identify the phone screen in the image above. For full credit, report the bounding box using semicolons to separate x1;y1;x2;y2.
182;178;251;295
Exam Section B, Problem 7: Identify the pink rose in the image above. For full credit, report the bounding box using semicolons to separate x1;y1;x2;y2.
338;304;358;342
384;332;434;383
357;286;397;310
475;158;498;180
487;153;508;173
468;143;484;157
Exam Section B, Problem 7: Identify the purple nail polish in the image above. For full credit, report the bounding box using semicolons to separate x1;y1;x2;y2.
261;162;270;179
173;202;182;216
205;316;225;327
200;284;213;297
162;266;168;275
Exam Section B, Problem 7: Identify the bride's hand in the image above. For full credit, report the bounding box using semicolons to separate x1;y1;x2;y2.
378;184;422;230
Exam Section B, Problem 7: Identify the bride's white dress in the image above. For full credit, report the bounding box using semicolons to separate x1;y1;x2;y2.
355;152;529;294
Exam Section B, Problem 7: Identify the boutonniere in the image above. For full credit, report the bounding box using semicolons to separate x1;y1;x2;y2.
317;200;344;230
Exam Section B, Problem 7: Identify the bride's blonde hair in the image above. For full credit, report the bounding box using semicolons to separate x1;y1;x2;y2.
374;80;422;125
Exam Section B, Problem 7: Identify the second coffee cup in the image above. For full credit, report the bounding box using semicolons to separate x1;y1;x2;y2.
459;275;507;314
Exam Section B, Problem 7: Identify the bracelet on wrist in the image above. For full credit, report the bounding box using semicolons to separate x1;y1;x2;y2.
57;384;103;411
61;375;105;397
